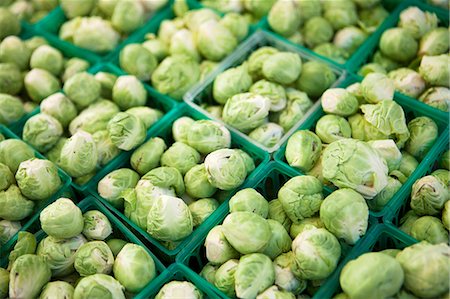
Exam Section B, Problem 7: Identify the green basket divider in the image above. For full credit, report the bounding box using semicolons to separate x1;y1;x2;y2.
84;103;269;262
184;29;346;154
139;263;220;298
274;72;449;221
176;160;378;299
0;196;166;299
0;125;72;254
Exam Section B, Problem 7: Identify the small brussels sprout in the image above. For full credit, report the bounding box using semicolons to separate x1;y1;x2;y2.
9;254;51;299
62;57;90;83
292;227;341;280
379;28;418;63
399;6;438;39
107;112;146;151
279;88;313;131
0;163;14;191
68;100;119;135
250;79;287;112
249;123;284;148
40;198;84;238
320;189;369;244
0;63;22;95
0;185;34;221
333;26;367;55
187;120;231;154
184;8;220;31
157;19;184;45
0;94;25;125
205;225;240;265
296;61;336;98
24;68;61;103
388;68;426;98
30;45;63;76
92;130;120;167
59;131;98;178
160;142;200;175
419;27;449;56
146;195;193;242
268;199;292;232
235;149;255;174
112;75;147;110
410;216;448;244
141;166;185;195
24;36;48;52
196;19;237;62
410;175;448;216
368;140;402;173
214;259;239;297
40;93;77;129
119;44;157;81
151;54;200;100
290;217;324;238
229;188;269;218
220;12;249;41
169;29;200;61
82;210;112;241
39;281;74;299
0;36;31;71
268;0;301;37
235;253;275;298
396;242;449;298
184;164;217;199
247;46;279;80
262;52;302;85
130;138;167;175
188;198;219;227
142;36;168;62
321;88;359;116
126;107;163;130
405;116;438;160
172;117;195;144
358;63;386;77
64;72;101;110
113;244;156;293
74;241;114;276
60;0;95;18
313;43;347;64
156;281;202;299
72;17;120;53
419;87;450;112
0;8;20;40
94;71;117;99
323;0;358;30
302;17;334;48
200;263;217;285
106;239;127;257
394;151;419;182
262;220;291;259
22;114;63;153
419;54;450;88
361;72;395;103
273;252;307;295
278;175;323;223
213;65;252;105
340;252;403;298
204;149;248;190
316;115;352;144
285;131;322;172
111;0;144;34
74;274;125;298
372;51;402;73
0;139;34;173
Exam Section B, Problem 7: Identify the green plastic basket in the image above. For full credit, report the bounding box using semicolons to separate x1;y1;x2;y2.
0;125;72;254
184;29;346;154
315;223;418;298
176;160;378;299
85;103;270;262
274;72;449;220
0;196;166;299
15;63;178;195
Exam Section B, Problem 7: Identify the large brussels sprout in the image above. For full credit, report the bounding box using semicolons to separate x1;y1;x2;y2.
60;0;95;18
0;94;25;125
22;114;63;153
302;17;334;48
405;116;438;160
111;0;144;33
396;242;450;298
9;254;51;299
379;28;418;63
0;139;34;174
74;274;125;299
187;120;231;154
112;75;147;110
92;130;121;167
419;87;450;112
204;149;248;190
268;0;300;37
205;225;240;265
69;100;120;135
296;61;336;98
156;281;202;299
388;68;426;98
247;47;279;80
184;8;220;31
107;112;146;151
285;131;322;173
0;185;34;221
98;168;139;208
419;27;449;56
131;137;166;175
410;175;448;216
160;142;200;175
313;43;347;64
315;115;352;144
263;219;291;259
82;210;112;241
7;231;36;269
220;12;249;41
320;189;369;245
249;123;284;148
30;45;63;76
184;164;217;199
172;117;195;144
141;166;185;196
222;211;271;254
229;188;269;218
37;234;86;277
74;241;114;276
249;79;287;112
0;36;30;71
40;198;84;239
278;175;323;223
368;177;402;211
333;26;367;55
262;52;302;85
410;216;448;244
59;131;98;178
292;227;341;280
398;6;438;39
147;195;193;242
24;68;61;103
41;93;77;128
321;88;359;116
71;17;120;53
189;198;219;227
39;281;74;299
235;253;275;298
340;252;404;298
63;72;100;109
215;259;239;297
212;64;253;105
196;19;237;62
361;73;395;103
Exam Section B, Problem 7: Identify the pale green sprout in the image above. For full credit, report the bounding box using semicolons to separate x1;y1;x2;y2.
187;120;231;154
24;68;61;103
367;140;402;172
268;0;301;37
111;0;144;34
0;63;22;95
262;52;302;85
113;244;156;293
372;50;402;72
0;139;34;173
119;44;157;81
205;225;240;265
0;220;20;245
62;57;90;83
236;149;255;174
112;75;147;110
333;26;367;55
63;72;100;109
278;88;313;131
204;149;248;190
0;185;34;221
188;198;219;227
0;163;14;191
94;71;117;99
59;131;98;178
247;46;279;80
399;6;438;39
107;112;146;151
160;142;200;175
172;117;195;144
220;12;249;41
157;19;184;45
0;8;21;40
196;19;237;62
410;175;448;216
0;36;31;71
200;263;217;285
74;241;114;276
40;198;84;238
321;88;359;116
184;164;217;199
323;0;358;30
369;177;402;211
141;166;185;195
24;36;48;52
229;188;269;218
388;68;426;98
184;8;220;31
213;64;253;105
39;281;74;299
155;281;202;299
290;217;324;238
285;131;322;172
68;100;120;135
82;210;112;241
313;43;347;64
273;252;307;295
379;28;418;63
46;137;66;165
358;63;386;77
173;0;188;17
419;87;450;112
71;17;120;53
419;55;450;88
92;130;121;167
22;113;63;153
249;123;284;148
106;239;127;257
126;107;163;130
406;116;438;160
268;199;292;232
131;137;167;175
249;79;287;112
263;219;291;259
74;274;125;299
296;61;336;98
30;45;63;76
214;259;239;297
170;29;200;62
316;115;352;144
340;252;404;298
60;0;95;18
0;94;25;125
302;17;334;48
419;27;449;56
40;93;77;128
361;72;395;103
235;253;275;299
410;216;448;244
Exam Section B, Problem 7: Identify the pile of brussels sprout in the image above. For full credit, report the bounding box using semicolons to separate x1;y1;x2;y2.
268;0;389;64
96;117;256;249
0;199;159;298
199;46;336;149
20;70;164;186
0;0;57;24
118;6;250;101
359;6;449;112
199;0;276;23
199;181;369;298
285;73;440;212
58;0;169;53
155;280;203;298
337;241;449;298
0;136;62;246
0;33;91;126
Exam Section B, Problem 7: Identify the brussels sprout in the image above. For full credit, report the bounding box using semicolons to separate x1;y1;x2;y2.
157;19;184;45
156;280;202;299
92;130;120;167
40;93;77;128
340;252;403;298
189;198;219;227
368;177;403;211
7;231;36;269
387;68;426;99
74;241;114;276
220;12;248;41
405;116;438;160
410;216;448;244
262;52;302;85
205;225;240;265
111;0;144;33
172;117;195;144
247;47;279;80
40;198;84;238
204;149;248;190
0;36;31;71
397;242;449;298
285;131;322;172
37;234;86;277
184;164;217;199
169;29;200;62
333;26;367;55
296;61;336;98
0;63;22;95
379;28;418;63
323;0;358;30
119;44;157;81
62;57;90;83
29;45;63;76
372;51;401;73
196;19;237;62
419;27;449;56
278;88;312;131
367;140;402;173
24;68;61;103
15;158;61;200
130;138;166;175
419;87;450;112
229;188;268;218
184;8;220;31
9;254;51;299
214;259;239;297
22;114;63;153
93;71;117;99
74;274;125;299
81;210;112;241
358;63;386;77
290;217;324;238
0;268;8;299
316;115;352;144
151;54;200;101
273;252;307;295
200;60;219;81
0;94;24;125
141;166;185;195
107;112;146;151
24;36;48;52
59;131;98;178
410;175;448;216
262;220;291;259
302;17;334;48
250;79;287;112
69;100;120;135
112;75;147;110
160;142;200;175
40;281;74;299
200;263;217;285
126;107;163;130
268;0;300;37
60;0;95;18
213;65;252;105
187;120;231;154
249;123;284;148
63;72;100;109
268;199;292;232
419;55;450;88
321;88;359;116
235;253;275;298
0;185;34;221
0;8;20;40
71;17;120;53
292;227;341;280
278;175;323;223
399;7;438;39
113;244;156;293
0;139;34;173
38;135;64;163
0;163;14;191
313;43;347;64
360;73;395;104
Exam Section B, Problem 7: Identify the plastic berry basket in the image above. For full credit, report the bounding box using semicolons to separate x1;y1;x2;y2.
274;72;450;220
85;103;270;263
176;160;378;299
0;196;166;299
183;29;346;154
0;125;72;254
